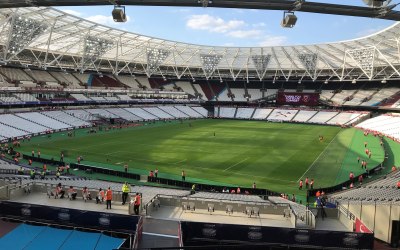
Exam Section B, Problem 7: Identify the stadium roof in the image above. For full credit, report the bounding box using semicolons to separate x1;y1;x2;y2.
0;6;400;82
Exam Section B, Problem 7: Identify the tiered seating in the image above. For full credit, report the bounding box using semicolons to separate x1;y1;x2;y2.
0;96;21;103
267;109;298;121
330;171;400;203
116;75;140;89
72;73;90;85
64;109;96;121
326;112;363;125
175;106;204;118
136;76;152;89
356;115;400;141
50;71;82;88
308;111;338;124
331;90;356;104
191;106;208;117
0;67;32;81
192;84;207;100
13;93;38;102
219;107;236;118
247;89;262;100
29;70;58;85
89;96;106;102
217;88;231;101
264;89;278;97
142;107;173;119
175;81;197;97
197;82;214;101
0;114;48;133
103;96;119;101
320;90;335;100
0;123;27;138
292;110;318;122
124;108;159;120
85;109;119;118
105;108;142;121
343;90;375;106
158;106;188;118
70;94;91;101
116;94;131;101
235;107;254;119
42;111;90;127
231;88;247;102
16;112;70;130
252;108;273;120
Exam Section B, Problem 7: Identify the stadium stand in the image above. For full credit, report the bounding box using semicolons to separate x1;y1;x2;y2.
50;71;82;88
64;109;96;121
0;123;26;138
116;94;132;101
72;73;90;85
252;108;273;120
217;88;231;101
124;108;159;120
0;95;22;103
41;111;90;127
235;107;254;119
28;70;58;85
158;106;189;118
13;93;38;102
70;93;91;101
105;108;143;121
136;76;151;89
292;110;318;122
191;106;208;117
268;109;298;122
326;112;366;125
142;107;173;119
356;114;400;141
218;107;236;118
116;75;140;89
190;192;267;203
175;81;197;98
247;88;263;101
0;114;48;133
231;88;247;102
174;106;204;118
308;111;339;124
85;109;119;118
16;112;70;130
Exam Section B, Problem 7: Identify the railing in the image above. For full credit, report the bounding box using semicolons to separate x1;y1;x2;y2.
338;203;356;221
305;207;316;228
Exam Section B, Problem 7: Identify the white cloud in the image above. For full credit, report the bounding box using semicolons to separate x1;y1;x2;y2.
227;29;262;39
258;35;288;46
186;14;245;33
63;9;82;16
252;22;266;28
86;14;131;26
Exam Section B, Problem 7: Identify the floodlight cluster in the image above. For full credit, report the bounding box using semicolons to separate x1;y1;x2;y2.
200;54;223;78
8;15;47;56
298;53;318;74
146;48;170;75
82;36;114;67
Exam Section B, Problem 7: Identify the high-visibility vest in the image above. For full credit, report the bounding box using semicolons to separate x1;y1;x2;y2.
106;190;112;200
122;184;130;193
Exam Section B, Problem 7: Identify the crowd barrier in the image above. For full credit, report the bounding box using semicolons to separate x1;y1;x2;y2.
180;221;374;249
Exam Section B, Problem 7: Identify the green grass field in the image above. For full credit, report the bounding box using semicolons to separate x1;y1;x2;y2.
18;119;385;199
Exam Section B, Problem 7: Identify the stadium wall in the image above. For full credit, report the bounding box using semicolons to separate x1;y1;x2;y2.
347;202;400;245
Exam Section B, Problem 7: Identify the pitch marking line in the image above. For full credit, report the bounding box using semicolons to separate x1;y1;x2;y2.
142;232;179;239
223;158;249;172
297;132;340;182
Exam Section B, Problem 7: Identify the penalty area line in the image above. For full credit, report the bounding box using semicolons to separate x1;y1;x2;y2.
297;132;340;182
223;158;249;172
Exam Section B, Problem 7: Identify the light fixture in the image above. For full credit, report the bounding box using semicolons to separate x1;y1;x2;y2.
146;48;170;76
363;0;388;8
112;5;127;22
352;79;357;84
381;78;387;84
281;11;297;28
324;79;328;84
200;54;222;78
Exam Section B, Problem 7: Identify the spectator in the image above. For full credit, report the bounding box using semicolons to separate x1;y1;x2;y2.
82;186;91;201
316;196;327;220
299;180;303;190
105;187;112;209
349;172;354;183
291;194;296;202
38;150;41;159
96;188;105;204
124;164;128;173
56;183;65;199
222;187;229;193
310;179;314;190
358;175;363;185
252;182;256;189
28;159;32;166
236;187;241;194
392;166;397;172
316;190;321;197
68;186;77;200
121;182;130;205
155;168;158;178
397;181;400;189
305;177;309;189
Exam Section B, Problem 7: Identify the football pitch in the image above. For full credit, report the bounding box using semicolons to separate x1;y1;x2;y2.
18;119;385;197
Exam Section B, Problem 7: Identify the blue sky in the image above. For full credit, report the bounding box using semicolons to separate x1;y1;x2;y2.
57;0;398;47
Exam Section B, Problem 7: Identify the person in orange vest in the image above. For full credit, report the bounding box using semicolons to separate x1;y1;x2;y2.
96;188;105;204
299;180;303;190
133;193;141;215
106;187;112;209
43;164;47;173
316;190;321;197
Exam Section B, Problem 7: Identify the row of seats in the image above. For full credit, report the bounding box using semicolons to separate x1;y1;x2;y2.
0;106;208;139
356;115;400;141
216;107;368;126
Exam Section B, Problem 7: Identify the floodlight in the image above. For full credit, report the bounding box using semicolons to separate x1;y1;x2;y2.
112;6;127;22
351;79;357;84
281;11;297;28
363;0;388;8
